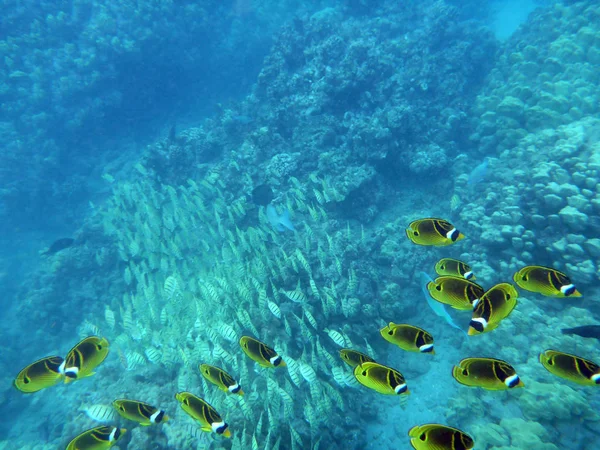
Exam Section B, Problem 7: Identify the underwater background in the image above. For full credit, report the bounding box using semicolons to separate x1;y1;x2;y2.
2;0;600;448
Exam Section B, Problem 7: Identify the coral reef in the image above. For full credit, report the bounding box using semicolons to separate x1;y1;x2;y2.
0;0;325;229
4;1;600;449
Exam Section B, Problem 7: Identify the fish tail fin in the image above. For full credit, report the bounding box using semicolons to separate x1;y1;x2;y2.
279;209;295;231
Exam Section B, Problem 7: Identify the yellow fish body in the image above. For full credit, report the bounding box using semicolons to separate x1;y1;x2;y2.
199;364;244;395
239;336;286;368
435;258;475;280
427;276;485;310
14;355;64;393
408;424;474;450
406;218;465;246
513;265;581;297
66;426;126;450
452;357;524;390
380;323;434;354
339;349;375;368
112;399;168;426
60;336;109;383
468;283;518;335
353;362;409;395
175;392;231;438
539;350;600;386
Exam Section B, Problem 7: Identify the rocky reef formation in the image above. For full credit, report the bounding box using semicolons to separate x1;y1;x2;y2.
0;0;321;228
4;1;600;449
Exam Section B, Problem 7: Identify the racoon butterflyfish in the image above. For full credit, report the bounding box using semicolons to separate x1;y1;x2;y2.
199;364;244;395
513;265;581;297
65;426;126;450
435;258;475;280
353;362;409;395
452;357;524;390
380;323;434;354
468;283;518;336
427;276;485;310
239;336;286;368
406;218;465;246
408;424;474;450
175;392;232;438
339;348;376;368
112;399;169;426
60;336;110;383
14;355;64;393
539;350;600;385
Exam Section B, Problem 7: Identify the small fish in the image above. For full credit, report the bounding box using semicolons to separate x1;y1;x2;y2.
266;204;295;232
168;123;177;143
406;218;464;246
199;364;244;395
13;355;64;393
339;349;376;368
251;184;273;206
239;336;286;368
419;272;466;334
435;258;475;280
467;158;488;186
175;392;231;438
380;323;434;354
281;289;306;303
232;115;253;125
325;328;347;347
408;424;474;450
353;362;409;395
468;283;518;335
450;194;461;211
452;357;524;390
561;325;600;340
41;237;75;255
65;426;126;450
513;265;581;297
59;336;110;383
539;350;600;385
113;399;169;426
427;276;485;310
82;404;117;423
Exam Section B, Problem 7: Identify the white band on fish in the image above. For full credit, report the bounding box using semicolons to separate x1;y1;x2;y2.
150;410;162;423
419;344;434;353
108;427;118;442
504;374;519;388
470;317;487;331
64;366;79;378
560;284;575;296
394;383;407;394
211;421;226;433
446;228;458;241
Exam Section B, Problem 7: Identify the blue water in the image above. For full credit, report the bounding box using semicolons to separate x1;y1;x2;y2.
2;0;599;449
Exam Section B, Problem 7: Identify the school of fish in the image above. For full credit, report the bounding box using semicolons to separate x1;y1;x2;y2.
13;216;596;450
